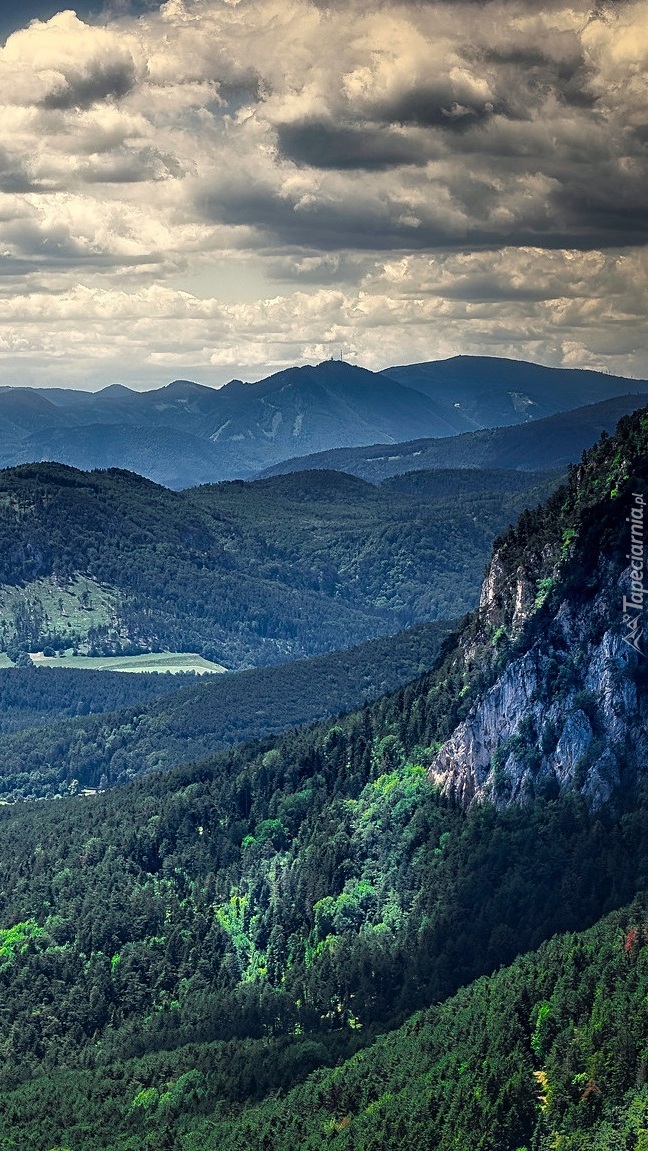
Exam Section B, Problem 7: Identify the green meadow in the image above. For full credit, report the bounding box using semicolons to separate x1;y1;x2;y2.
28;651;227;674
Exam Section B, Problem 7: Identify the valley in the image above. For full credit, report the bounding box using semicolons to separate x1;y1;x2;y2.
0;364;645;1151
0;619;452;799
0;459;561;669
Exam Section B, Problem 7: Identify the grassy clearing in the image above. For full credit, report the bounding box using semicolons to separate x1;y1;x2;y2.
0;577;119;649
28;652;227;675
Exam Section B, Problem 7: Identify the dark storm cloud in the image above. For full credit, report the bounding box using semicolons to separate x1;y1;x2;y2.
202;144;648;255
0;0;644;382
276;121;427;169
219;76;263;104
0;255;53;277
374;85;507;130
475;45;597;112
553;172;648;244
0;148;36;193
238;0;647;258
41;56;138;109
202;186;446;251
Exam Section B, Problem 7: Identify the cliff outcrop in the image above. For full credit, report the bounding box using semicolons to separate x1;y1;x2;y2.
428;408;648;808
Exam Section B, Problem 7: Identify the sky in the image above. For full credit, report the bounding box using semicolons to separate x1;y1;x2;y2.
0;0;645;390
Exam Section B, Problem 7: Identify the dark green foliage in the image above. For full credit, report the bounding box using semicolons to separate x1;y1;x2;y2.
0;461;563;669
381;465;564;499
0;763;646;1149
184;901;648;1151
0;620;452;798
0;665;188;734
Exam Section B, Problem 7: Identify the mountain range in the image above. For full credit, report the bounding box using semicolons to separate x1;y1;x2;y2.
0;403;645;1150
0;351;647;1151
0;356;646;487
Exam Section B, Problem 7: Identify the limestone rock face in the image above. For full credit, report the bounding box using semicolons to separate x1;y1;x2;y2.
428;564;645;809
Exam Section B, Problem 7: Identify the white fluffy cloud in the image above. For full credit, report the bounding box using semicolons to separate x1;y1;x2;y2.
0;0;645;387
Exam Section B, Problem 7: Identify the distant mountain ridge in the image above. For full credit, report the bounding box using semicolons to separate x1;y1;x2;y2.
0;355;645;487
0;362;472;486
258;393;647;482
383;354;647;426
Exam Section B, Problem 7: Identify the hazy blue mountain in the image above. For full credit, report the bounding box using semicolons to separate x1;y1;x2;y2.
206;360;472;464
0;362;472;485
0;356;645;486
384;354;648;427
0;388;79;451
257;393;646;482
6;422;225;490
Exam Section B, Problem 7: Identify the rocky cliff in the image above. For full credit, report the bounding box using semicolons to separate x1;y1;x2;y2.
427;410;648;809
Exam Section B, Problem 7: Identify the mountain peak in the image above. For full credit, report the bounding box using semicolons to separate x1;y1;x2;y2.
96;383;136;397
161;379;208;392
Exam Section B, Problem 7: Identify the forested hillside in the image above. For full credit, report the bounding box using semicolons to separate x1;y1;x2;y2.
0;664;188;733
188;901;648;1151
0;462;558;668
0;620;451;799
0;407;644;1149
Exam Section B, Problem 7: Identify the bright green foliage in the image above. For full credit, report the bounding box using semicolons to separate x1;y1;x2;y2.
131;1086;159;1110
560;528;577;558
0;919;44;964
535;577;554;607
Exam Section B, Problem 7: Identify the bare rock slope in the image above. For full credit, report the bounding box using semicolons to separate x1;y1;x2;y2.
427;410;648;808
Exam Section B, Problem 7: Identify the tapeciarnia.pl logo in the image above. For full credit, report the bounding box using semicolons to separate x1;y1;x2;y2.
622;492;646;656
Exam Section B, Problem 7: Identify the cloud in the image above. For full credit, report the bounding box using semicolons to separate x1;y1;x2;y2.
0;11;146;107
41;55;139;110
0;246;645;390
188;0;648;256
0;0;643;386
275;121;429;170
